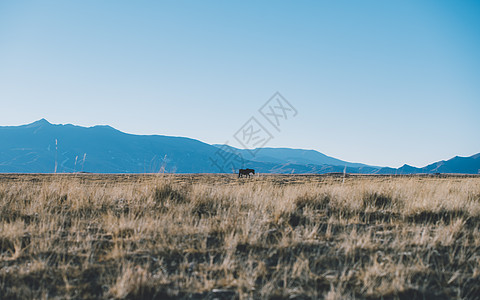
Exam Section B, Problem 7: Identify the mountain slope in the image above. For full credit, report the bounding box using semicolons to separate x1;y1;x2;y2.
214;145;379;170
0;119;241;173
422;155;480;174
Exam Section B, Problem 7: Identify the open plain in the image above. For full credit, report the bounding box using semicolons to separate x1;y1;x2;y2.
1;174;480;299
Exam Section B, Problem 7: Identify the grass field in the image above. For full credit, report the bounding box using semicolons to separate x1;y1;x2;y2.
1;174;480;299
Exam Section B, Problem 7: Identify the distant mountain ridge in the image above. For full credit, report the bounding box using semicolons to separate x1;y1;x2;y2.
0;119;478;174
376;154;480;175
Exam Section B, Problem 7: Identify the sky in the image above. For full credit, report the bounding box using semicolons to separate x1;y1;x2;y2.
1;0;479;168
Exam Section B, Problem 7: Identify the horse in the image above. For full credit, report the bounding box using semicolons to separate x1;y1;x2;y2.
238;168;255;178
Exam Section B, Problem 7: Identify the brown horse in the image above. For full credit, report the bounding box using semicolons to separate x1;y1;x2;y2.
238;168;255;178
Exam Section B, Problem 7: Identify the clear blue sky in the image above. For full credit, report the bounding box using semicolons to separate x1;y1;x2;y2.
1;1;479;167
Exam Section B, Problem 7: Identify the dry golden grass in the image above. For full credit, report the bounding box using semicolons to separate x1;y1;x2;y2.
1;174;480;299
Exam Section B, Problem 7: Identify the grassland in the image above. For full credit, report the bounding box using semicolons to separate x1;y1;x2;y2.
1;174;480;299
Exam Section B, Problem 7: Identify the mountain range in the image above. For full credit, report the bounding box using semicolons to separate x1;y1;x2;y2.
0;119;478;174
